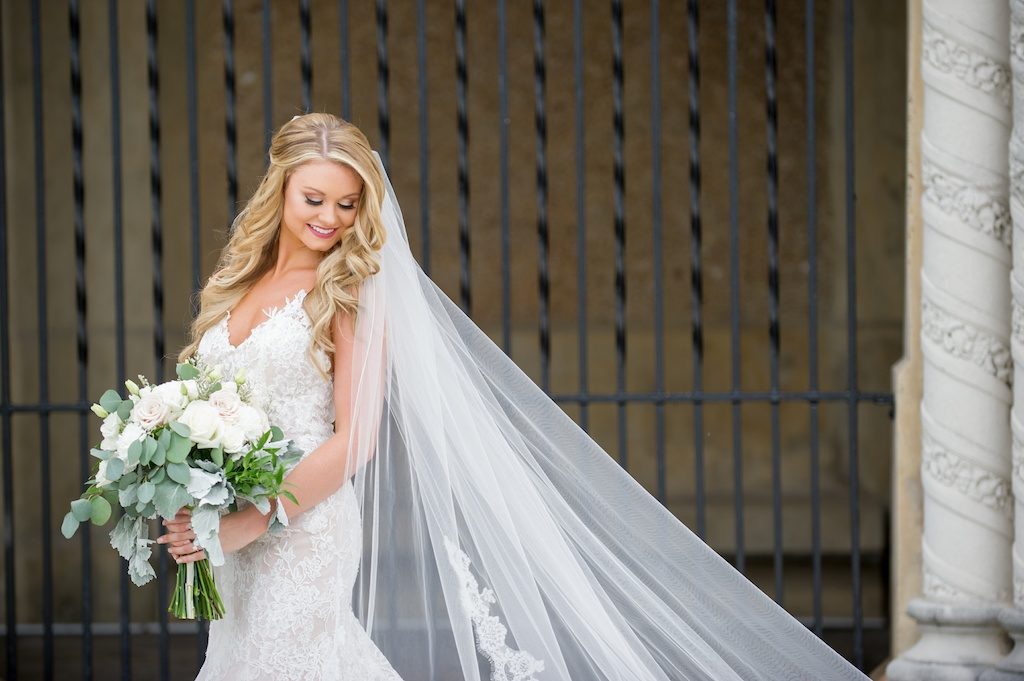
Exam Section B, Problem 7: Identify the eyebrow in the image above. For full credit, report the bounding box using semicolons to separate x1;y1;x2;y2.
302;185;361;200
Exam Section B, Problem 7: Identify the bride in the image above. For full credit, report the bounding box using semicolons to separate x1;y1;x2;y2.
157;113;870;680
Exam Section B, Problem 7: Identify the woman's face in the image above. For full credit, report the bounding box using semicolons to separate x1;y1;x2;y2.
281;158;363;252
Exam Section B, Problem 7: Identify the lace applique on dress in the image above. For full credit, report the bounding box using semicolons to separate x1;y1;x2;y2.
443;536;545;681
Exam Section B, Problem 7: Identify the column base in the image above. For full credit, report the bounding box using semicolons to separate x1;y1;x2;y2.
979;607;1024;680
887;599;1010;681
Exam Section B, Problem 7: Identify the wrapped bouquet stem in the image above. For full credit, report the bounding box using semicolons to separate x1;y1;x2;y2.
62;357;301;621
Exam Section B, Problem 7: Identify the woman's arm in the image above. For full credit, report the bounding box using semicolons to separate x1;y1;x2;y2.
271;308;363;521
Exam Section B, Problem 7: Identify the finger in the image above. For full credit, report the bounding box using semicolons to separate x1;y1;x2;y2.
175;548;207;564
162;521;191;532
157;530;196;545
168;541;198;556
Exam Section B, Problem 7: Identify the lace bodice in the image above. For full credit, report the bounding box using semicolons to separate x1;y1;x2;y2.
193;288;401;681
197;288;335;457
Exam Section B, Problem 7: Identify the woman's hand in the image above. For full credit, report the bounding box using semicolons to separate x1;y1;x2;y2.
157;507;206;564
157;504;273;563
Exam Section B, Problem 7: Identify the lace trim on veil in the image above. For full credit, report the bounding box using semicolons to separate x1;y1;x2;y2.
443;536;546;681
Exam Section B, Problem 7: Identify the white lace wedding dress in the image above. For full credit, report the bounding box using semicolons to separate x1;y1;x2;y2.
192;287;403;681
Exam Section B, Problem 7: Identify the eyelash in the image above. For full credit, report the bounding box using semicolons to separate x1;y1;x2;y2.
305;197;355;210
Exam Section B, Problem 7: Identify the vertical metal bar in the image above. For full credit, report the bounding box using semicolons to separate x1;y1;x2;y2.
611;0;626;468
0;7;12;677
145;2;170;678
185;0;208;662
498;0;510;353
262;0;272;156
107;0;131;675
29;3;54;678
339;0;350;120
687;0;705;539
416;0;430;274
69;3;94;677
573;0;588;432
188;0;202;308
300;0;311;114
727;0;744;574
455;0;470;314
376;0;389;169
805;0;823;638
534;0;550;391
764;0;783;606
651;0;665;503
843;0;863;666
223;0;237;225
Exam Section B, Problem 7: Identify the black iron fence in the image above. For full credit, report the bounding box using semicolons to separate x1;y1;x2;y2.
0;0;897;679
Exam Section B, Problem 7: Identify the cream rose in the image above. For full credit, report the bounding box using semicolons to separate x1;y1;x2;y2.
150;381;190;415
236;404;270;442
130;394;170;431
220;424;246;454
208;385;243;424
177;400;224;449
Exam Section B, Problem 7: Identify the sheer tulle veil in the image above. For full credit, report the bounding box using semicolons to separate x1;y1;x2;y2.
337;150;870;681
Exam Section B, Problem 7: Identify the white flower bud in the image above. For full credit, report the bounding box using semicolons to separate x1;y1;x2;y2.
234;368;246;384
209;366;222;381
124;379;140;396
90;403;109;419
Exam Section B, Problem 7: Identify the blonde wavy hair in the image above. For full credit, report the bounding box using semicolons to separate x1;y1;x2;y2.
177;113;386;379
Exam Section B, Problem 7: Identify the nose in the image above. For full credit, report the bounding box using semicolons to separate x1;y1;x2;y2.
316;208;339;229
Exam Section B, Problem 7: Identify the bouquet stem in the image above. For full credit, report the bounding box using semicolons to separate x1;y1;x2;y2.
169;558;225;620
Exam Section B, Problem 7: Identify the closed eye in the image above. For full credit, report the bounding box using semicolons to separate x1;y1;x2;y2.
305;197;356;210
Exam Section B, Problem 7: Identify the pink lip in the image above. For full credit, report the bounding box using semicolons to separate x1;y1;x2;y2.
306;223;338;240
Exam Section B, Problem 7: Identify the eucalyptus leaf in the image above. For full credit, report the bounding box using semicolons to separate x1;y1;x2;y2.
210;447;224;468
158;428;172;449
151;440;166;466
165;433;191;464
71;498;93;522
116;400;132;422
167;462;191;485
138;481;155;504
116;470;137;490
149;467;166;485
169;421;191;437
89;496;112;525
176;362;199;380
90;448;112;461
61;511;80;539
118;483;138;508
99;389;122;413
270;425;284;442
105;456;125;483
127;440;143;467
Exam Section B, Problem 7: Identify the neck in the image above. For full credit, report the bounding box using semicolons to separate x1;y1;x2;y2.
270;227;322;280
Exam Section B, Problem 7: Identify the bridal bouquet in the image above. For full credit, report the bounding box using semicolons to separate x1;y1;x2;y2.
61;357;302;620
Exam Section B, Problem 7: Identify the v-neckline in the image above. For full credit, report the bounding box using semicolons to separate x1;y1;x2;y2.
222;288;308;350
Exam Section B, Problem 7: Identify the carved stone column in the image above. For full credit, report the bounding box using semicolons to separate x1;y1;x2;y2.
983;3;1024;679
888;0;1014;679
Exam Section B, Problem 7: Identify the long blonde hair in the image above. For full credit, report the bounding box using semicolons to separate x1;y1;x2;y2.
177;113;386;378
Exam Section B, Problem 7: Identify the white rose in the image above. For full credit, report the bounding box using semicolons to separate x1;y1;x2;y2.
100;412;122;450
236;404;270;442
151;381;190;414
115;423;146;472
220;424;246;454
130;394;170;431
208;385;242;424
177;400;223;449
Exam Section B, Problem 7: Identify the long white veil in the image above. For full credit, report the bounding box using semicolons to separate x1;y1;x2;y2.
338;150;870;680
